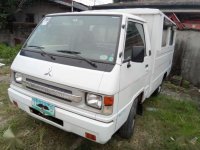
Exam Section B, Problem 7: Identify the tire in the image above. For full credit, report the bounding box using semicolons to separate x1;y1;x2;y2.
152;83;162;96
119;97;138;139
153;73;168;97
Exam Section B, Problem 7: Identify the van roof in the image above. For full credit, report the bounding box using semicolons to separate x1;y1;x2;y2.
47;10;146;23
46;8;175;25
90;8;162;15
90;8;175;25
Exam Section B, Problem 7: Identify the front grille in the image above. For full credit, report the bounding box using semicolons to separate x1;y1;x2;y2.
22;76;82;103
26;86;72;102
26;78;72;94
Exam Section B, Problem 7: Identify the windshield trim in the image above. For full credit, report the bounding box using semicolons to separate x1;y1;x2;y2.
22;14;122;65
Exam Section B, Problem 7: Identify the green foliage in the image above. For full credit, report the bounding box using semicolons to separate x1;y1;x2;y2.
145;95;200;149
0;0;19;29
0;44;21;64
0;0;34;29
0;13;7;29
182;80;190;89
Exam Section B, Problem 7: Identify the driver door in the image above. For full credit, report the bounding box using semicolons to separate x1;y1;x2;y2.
116;19;151;130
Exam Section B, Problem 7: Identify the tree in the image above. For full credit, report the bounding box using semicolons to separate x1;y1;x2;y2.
0;0;17;28
0;0;31;31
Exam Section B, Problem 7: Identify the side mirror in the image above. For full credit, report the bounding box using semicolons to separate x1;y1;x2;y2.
131;46;145;63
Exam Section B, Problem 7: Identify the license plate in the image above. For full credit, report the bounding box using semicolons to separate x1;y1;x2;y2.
32;97;55;116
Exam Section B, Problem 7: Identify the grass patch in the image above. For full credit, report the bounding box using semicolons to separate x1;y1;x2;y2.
0;81;200;149
0;44;21;64
143;95;200;150
164;81;187;93
0;65;10;76
0;83;78;150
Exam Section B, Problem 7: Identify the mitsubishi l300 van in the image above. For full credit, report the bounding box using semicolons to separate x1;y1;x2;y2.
8;9;176;144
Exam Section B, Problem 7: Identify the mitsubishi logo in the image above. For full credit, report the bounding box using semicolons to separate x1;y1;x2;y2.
44;67;52;77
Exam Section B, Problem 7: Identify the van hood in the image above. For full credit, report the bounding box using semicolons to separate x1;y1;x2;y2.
11;54;105;93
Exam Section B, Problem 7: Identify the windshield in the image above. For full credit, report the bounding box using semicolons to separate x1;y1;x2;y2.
24;15;121;63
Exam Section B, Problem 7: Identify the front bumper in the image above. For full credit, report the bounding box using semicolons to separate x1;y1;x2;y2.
8;87;115;144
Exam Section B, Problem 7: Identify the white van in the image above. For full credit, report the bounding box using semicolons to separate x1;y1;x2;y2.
8;8;176;144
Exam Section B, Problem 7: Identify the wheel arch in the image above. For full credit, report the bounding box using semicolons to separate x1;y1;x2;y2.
136;92;144;115
163;72;168;81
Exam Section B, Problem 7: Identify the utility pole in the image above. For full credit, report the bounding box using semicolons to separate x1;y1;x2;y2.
94;0;96;6
71;0;74;12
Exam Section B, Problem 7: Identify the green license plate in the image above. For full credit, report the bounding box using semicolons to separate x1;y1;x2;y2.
32;98;55;116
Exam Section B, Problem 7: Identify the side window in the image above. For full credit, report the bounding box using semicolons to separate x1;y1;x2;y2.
124;21;145;62
162;18;174;47
169;28;175;45
162;24;168;47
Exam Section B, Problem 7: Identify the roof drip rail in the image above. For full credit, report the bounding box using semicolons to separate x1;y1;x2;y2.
164;18;176;28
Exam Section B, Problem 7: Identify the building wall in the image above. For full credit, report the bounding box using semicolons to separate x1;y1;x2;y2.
172;30;200;87
15;1;70;24
0;1;71;45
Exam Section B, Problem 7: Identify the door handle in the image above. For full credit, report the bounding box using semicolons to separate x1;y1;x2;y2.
145;64;149;68
149;50;152;56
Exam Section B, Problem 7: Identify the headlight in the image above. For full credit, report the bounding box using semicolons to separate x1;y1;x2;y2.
14;72;23;83
86;93;102;109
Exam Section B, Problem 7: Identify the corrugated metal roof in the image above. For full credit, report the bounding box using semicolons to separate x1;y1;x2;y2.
50;0;88;10
93;1;200;10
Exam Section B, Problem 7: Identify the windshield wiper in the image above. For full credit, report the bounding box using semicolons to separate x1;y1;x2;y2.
57;50;97;68
27;45;56;60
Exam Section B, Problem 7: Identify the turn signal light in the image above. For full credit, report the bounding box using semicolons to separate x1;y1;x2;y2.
85;132;96;141
104;96;114;106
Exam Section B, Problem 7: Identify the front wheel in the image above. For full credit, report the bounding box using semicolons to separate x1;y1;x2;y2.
119;98;138;139
153;84;162;96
